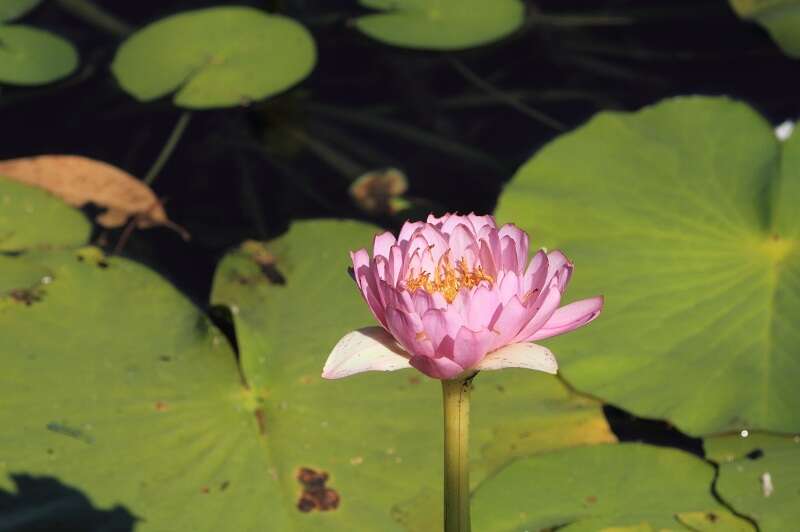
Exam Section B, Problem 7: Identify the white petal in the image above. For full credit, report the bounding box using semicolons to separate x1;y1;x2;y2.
476;343;558;374
322;327;411;379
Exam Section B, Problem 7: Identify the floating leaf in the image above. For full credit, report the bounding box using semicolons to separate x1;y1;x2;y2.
496;96;800;435
349;167;408;215
0;25;78;85
210;219;615;530
471;444;753;531
111;6;316;109
729;0;800;58
355;0;525;50
707;433;800;531
0;155;188;238
0;248;291;531
0;177;90;251
0;0;41;22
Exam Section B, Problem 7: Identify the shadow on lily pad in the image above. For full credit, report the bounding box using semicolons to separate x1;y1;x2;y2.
0;473;137;531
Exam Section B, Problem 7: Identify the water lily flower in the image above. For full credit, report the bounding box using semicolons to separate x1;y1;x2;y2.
323;213;602;380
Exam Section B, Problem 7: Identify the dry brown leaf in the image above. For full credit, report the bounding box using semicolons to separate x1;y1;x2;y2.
349;167;408;215
0;155;188;239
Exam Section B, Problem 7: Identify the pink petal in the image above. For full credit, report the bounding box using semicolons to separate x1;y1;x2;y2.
452;326;494;369
322;327;411;379
497;271;520;304
409;354;465;379
498;224;529;268
421;308;461;350
386;306;434;357
398;221;424;247
512;278;563;342
488;296;529;349
476;342;557;374
500;235;520;273
373;231;396;259
467;213;496;234
529;296;604;341
448;223;478;260
467;285;500;330
546;250;573;291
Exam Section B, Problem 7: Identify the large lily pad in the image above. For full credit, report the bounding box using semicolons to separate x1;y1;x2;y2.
210;221;615;530
496;96;800;436
0;25;78;85
0;177;90;251
730;0;800;58
111;6;316;109
0;0;41;22
0;248;294;531
471;443;753;531
355;0;525;51
707;433;800;531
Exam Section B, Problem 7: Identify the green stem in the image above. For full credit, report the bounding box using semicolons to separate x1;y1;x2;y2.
442;376;473;532
144;111;192;185
55;0;133;37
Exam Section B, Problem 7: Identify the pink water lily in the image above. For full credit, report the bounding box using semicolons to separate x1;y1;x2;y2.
323;213;603;380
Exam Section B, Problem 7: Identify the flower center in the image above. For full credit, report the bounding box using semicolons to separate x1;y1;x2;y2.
405;255;494;303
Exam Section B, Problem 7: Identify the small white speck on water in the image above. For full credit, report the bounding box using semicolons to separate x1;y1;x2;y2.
41;276;53;285
230;305;240;315
740;429;749;438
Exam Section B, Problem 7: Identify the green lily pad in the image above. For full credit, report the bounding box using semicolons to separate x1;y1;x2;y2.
355;0;525;51
210;220;616;530
496;96;800;436
0;0;41;22
730;0;800;58
0;177;90;251
111;6;316;109
0;25;78;85
0;248;294;531
471;443;754;531
707;433;800;531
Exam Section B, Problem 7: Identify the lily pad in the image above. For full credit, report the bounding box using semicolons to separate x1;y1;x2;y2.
0;25;78;85
730;0;800;58
0;177;90;251
496;96;800;436
707;433;800;531
471;443;754;531
0;248;291;531
0;0;41;22
111;6;316;109
355;0;525;51
210;220;616;530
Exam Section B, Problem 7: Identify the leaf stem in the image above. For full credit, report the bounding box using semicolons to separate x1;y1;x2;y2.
55;0;133;37
442;375;473;532
144;111;192;185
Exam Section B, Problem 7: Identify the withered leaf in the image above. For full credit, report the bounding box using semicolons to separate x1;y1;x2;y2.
0;155;188;239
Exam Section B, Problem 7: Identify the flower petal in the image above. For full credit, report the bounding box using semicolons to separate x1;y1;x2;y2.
409;354;465;379
373;231;396;259
322;327;411;379
476;342;558;374
529;296;604;340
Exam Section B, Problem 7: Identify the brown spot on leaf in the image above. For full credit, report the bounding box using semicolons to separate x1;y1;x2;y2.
706;512;718;522
154;401;169;412
200;486;209;494
296;467;340;512
254;409;267;435
407;376;420;385
9;288;42;306
585;495;597;504
240;241;286;285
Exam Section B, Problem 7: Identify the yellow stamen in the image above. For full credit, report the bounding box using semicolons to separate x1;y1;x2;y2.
405;255;494;303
